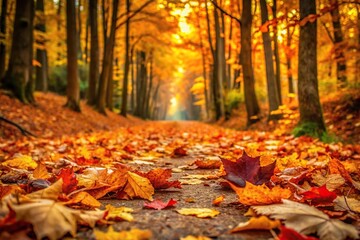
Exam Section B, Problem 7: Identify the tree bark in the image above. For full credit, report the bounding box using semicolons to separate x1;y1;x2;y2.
297;0;326;135
35;0;48;92
241;0;260;125
88;0;99;106
330;0;347;87
0;0;7;80
272;0;282;104
97;0;119;114
121;0;131;117
4;0;34;103
65;0;80;111
260;0;280;120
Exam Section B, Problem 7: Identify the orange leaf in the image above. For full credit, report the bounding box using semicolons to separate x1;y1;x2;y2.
212;195;225;206
229;181;292;205
124;172;154;201
231;216;281;232
0;185;23;199
139;168;181;189
33;163;50;179
65;192;101;208
193;159;222;169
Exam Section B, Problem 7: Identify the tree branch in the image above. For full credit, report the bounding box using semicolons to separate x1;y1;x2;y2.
209;0;241;25
116;0;154;30
0;115;36;137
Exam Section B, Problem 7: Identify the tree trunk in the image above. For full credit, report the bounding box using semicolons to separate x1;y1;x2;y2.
130;50;135;112
88;0;99;106
0;0;7;79
260;0;280;120
272;0;282;104
35;0;48;92
4;0;34;103
286;13;295;96
65;0;80;111
241;0;260;125
121;0;131;117
97;0;119;114
145;52;153;118
297;0;326;135
77;0;82;60
330;0;347;87
56;0;62;62
106;50;114;110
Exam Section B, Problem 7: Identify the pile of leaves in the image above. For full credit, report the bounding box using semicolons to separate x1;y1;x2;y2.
0;92;142;139
1;119;360;239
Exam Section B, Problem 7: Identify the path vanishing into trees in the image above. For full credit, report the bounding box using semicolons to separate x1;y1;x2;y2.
1;119;359;240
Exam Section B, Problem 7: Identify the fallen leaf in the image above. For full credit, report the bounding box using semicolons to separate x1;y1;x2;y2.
33;163;50;179
1;155;38;170
221;151;276;187
105;204;134;222
10;199;76;240
139;168;181;189
65;191;101;208
278;226;319;240
93;226;152;240
231;216;281;232
124;172;154;201
0;185;23;199
212;195;225;206
172;147;187;157
180;236;212;240
302;185;337;206
334;196;360;213
72;209;105;227
311;173;345;191
229;181;292;205
27;179;63;200
193;159;222;169
176;208;220;218
253;199;359;240
144;198;177;210
58;168;78;194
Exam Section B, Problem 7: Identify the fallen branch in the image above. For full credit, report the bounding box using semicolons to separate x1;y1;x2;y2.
0;115;37;137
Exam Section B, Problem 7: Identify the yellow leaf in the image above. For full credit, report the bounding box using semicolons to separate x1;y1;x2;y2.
124;172;154;201
2;155;37;170
65;191;101;208
94;226;152;240
73;209;105;227
27;179;63;200
229;181;292;205
180;236;212;240
231;216;281;232
176;208;220;218
11;199;77;240
105;204;134;222
33;163;50;179
212;195;225;206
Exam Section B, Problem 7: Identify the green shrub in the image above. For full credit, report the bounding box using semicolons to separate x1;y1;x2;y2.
225;89;243;113
292;122;338;143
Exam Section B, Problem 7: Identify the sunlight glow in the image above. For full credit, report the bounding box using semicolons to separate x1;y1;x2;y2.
170;97;177;106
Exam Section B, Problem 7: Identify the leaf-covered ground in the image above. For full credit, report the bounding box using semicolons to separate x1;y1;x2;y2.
0;92;360;240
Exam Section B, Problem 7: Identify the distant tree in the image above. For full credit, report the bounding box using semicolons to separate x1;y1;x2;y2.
272;0;282;104
260;0;281;120
35;0;49;92
65;0;81;111
88;0;99;106
3;0;35;103
121;0;131;117
0;0;7;79
297;0;326;136
241;0;260;125
97;0;119;114
329;0;347;87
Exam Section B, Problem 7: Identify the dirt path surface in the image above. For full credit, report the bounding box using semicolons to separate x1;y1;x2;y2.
1;121;359;240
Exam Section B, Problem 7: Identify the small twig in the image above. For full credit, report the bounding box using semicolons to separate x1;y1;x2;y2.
209;0;241;25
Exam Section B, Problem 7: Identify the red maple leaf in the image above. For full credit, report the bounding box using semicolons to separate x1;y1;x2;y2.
221;151;276;187
144;198;177;210
172;147;187;157
278;226;319;240
58;167;78;194
302;185;337;206
138;168;181;189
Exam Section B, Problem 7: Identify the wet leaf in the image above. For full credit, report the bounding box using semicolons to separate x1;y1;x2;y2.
144;198;177;210
176;208;220;218
231;216;281;232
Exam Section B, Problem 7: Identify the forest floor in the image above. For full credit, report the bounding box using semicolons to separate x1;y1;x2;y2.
0;90;360;240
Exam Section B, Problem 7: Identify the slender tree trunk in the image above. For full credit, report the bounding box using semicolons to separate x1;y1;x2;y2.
88;0;99;106
297;0;326;135
65;0;80;111
97;0;119;114
241;0;260;125
260;0;280;120
84;10;89;62
330;0;347;87
106;50;114;110
145;52;153;118
130;50;135;112
77;0;82;60
272;0;282;104
0;0;7;80
56;0;62;62
121;0;131;117
285;7;294;97
4;0;34;103
35;0;48;92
